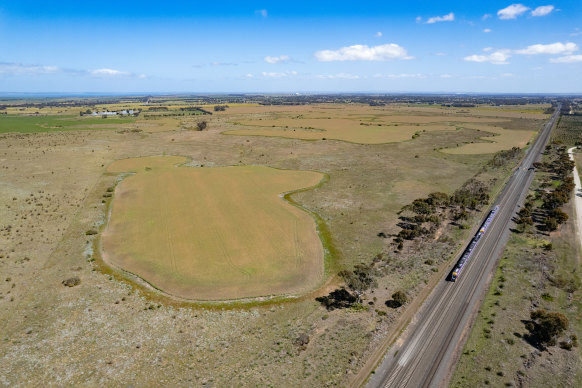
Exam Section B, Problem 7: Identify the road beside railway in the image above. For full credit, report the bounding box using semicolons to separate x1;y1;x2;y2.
567;147;582;251
365;105;561;388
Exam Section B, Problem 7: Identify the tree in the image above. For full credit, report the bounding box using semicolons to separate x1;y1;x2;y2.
549;208;568;224
339;263;378;292
525;309;569;348
316;288;357;310
427;192;449;207
544;217;558;231
387;290;408;308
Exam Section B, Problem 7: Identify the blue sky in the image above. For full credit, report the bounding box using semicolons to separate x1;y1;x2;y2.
0;1;580;93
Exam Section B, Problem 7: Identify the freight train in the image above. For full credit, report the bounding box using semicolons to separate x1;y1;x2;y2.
451;205;500;282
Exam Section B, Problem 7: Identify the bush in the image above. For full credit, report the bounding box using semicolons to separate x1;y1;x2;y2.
62;277;81;287
525;309;569;348
196;121;207;131
544;217;558;231
386;290;408;308
339;263;378;292
316;288;357;310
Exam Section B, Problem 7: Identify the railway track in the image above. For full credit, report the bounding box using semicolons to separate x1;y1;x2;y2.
365;105;561;388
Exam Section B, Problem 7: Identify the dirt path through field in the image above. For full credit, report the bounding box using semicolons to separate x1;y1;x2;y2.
567;147;582;253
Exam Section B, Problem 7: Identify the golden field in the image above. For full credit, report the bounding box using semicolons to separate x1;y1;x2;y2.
102;156;324;300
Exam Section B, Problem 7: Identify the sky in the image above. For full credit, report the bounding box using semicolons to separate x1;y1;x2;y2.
0;1;581;94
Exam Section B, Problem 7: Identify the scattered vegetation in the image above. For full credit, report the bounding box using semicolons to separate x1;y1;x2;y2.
62;277;81;287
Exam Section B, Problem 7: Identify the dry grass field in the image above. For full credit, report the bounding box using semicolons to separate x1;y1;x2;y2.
0;99;551;386
102;156;324;300
443;124;536;154
221;103;545;147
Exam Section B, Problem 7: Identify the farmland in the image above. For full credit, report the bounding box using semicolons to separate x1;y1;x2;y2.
222;103;544;148
443;124;536;154
0;96;556;386
0;114;137;133
102;156;324;300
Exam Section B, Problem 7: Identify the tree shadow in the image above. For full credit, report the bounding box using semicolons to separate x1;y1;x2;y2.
385;300;402;309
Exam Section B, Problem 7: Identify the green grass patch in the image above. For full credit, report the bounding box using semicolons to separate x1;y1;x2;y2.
0;114;136;133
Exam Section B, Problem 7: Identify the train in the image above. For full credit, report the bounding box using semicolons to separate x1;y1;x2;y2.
451;205;500;282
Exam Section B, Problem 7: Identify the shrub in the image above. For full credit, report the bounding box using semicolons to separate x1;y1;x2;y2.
544;217;558;231
339;263;378;292
196;121;207;131
525;309;569;348
386;290;408;308
316;288;357;310
62;277;81;287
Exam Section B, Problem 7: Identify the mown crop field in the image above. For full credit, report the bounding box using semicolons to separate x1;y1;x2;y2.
101;156;325;300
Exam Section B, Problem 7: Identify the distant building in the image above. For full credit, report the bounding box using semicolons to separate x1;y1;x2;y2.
89;109;139;116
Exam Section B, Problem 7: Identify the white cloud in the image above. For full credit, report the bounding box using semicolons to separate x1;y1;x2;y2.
550;55;582;63
531;5;554;17
373;73;426;79
497;4;529;20
515;42;578;55
0;62;148;79
440;74;454;78
500;73;514;77
426;12;455;24
482;13;492;20
434;52;447;56
415;16;422;23
375;31;383;37
464;49;511;64
317;73;360;80
255;9;268;17
264;55;291;64
261;71;297;78
90;68;130;77
483;28;492;33
210;61;237;66
0;62;60;75
314;43;413;62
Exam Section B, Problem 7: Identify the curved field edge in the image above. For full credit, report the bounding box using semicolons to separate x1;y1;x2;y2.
93;156;337;307
442;125;536;155
220;125;450;145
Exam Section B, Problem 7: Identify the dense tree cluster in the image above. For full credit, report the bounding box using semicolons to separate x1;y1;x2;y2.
488;147;521;167
393;176;493;247
213;105;229;111
535;146;575;231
